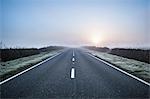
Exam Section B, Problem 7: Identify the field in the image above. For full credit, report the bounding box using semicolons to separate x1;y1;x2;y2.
1;48;40;62
1;46;64;62
0;46;64;80
84;46;110;52
110;48;149;63
84;46;150;63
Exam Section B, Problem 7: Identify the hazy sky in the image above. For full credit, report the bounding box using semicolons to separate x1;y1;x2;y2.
1;0;150;48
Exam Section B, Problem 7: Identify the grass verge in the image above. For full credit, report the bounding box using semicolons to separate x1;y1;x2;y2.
0;50;62;81
86;49;150;83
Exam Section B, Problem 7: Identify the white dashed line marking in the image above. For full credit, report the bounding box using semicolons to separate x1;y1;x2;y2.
73;50;75;56
71;68;75;79
72;57;75;62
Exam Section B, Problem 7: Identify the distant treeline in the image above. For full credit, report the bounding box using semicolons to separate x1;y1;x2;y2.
84;46;150;64
84;46;110;52
0;46;64;62
39;46;64;52
110;48;150;64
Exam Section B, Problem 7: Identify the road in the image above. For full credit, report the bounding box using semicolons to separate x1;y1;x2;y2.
1;49;149;98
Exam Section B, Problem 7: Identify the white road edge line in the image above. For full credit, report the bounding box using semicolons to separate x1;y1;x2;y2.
71;68;75;79
88;54;150;86
72;57;75;62
0;52;62;85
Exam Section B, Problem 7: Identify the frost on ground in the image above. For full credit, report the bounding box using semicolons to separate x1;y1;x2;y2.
86;49;150;82
0;50;62;80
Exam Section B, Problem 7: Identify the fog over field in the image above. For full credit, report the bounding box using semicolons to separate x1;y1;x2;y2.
1;0;149;48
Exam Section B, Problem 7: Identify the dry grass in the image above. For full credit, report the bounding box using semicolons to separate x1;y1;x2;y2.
86;49;150;83
0;50;62;80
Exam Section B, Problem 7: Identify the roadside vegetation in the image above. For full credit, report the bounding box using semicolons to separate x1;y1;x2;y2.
110;48;149;64
0;46;65;81
84;46;150;83
1;46;64;62
84;46;150;64
1;48;40;62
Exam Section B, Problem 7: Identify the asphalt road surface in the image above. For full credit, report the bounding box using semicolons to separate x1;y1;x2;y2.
1;49;149;98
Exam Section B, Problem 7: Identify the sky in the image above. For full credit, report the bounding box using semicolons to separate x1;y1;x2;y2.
1;0;150;48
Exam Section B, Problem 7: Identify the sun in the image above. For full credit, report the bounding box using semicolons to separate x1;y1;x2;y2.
92;36;99;46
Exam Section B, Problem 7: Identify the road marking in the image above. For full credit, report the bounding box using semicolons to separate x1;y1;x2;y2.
73;50;75;57
0;53;62;85
72;57;75;62
88;53;150;86
71;68;75;79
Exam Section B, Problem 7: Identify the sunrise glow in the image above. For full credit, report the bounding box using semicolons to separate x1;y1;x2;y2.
91;35;100;46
